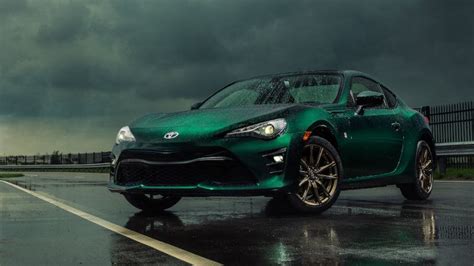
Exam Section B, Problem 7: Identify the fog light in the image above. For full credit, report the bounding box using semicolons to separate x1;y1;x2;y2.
273;155;284;163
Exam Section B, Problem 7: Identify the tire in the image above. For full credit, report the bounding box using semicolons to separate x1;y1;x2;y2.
123;193;181;212
399;140;434;200
288;136;343;213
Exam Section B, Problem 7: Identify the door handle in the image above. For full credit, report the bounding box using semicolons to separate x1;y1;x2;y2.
391;122;401;131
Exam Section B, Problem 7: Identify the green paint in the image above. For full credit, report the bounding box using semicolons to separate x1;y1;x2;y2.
108;70;433;195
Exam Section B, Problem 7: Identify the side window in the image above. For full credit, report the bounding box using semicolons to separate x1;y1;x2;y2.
350;77;387;108
380;85;397;108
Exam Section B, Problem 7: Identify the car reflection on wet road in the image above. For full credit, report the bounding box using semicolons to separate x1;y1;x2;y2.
1;172;473;265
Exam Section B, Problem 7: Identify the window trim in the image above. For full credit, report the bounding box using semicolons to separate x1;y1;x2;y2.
348;75;389;109
379;84;399;109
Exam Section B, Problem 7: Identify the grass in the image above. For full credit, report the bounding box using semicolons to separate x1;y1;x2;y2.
435;168;474;180
0;173;24;178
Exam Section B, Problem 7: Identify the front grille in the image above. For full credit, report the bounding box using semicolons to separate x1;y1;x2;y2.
119;147;228;162
115;149;257;186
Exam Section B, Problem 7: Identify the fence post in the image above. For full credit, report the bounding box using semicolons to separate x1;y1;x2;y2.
438;156;447;175
471;101;474;141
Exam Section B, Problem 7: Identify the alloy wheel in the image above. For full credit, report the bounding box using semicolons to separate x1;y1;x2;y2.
418;145;433;194
297;144;339;206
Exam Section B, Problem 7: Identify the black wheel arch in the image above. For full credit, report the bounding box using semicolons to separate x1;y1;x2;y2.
418;128;436;169
306;121;339;151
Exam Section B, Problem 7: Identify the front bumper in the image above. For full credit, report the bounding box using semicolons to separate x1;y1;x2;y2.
108;132;302;196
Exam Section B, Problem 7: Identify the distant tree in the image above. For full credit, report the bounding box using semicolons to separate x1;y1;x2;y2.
50;150;62;164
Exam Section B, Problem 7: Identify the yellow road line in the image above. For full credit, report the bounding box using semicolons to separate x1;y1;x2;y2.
1;180;222;266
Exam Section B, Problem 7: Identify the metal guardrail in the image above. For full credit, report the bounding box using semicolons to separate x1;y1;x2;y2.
1;141;473;175
0;152;112;166
0;163;110;170
435;142;474;174
1;143;473;168
436;142;474;156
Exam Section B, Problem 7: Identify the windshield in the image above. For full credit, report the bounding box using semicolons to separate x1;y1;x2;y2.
199;74;342;109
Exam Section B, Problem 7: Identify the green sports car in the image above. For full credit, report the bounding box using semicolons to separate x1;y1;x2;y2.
108;70;436;213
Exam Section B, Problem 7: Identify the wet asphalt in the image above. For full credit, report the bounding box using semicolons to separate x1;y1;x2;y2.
0;172;473;266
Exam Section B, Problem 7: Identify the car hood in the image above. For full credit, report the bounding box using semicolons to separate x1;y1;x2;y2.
129;104;304;143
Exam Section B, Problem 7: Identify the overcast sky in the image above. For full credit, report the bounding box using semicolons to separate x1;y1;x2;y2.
0;0;473;155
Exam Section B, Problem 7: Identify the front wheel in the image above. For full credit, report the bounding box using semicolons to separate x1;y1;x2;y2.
123;193;181;212
288;136;343;213
399;140;434;200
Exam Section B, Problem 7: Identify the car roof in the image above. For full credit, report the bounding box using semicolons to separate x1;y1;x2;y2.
244;70;374;80
235;70;390;96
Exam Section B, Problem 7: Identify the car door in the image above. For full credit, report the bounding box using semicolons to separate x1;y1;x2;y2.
342;77;404;178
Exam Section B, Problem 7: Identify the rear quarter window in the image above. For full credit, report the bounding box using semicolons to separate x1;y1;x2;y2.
380;85;397;108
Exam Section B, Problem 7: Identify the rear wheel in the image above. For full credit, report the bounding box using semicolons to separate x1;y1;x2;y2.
288;136;343;213
123;193;181;212
399;140;434;200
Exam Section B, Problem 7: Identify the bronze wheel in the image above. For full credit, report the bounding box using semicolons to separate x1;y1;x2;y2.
399;140;434;200
297;144;339;206
288;136;343;213
417;144;434;194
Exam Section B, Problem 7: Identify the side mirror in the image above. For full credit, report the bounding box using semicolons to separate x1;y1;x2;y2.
355;91;384;115
190;102;202;110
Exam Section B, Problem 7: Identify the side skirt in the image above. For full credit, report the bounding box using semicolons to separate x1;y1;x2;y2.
340;174;411;190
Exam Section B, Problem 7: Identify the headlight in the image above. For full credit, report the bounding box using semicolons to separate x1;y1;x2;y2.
115;126;136;144
226;119;287;139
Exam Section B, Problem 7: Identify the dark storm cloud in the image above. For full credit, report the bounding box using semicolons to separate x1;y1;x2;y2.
1;0;473;116
0;0;28;15
0;0;473;154
36;2;90;43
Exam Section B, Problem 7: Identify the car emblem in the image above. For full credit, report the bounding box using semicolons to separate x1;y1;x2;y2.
163;131;179;139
